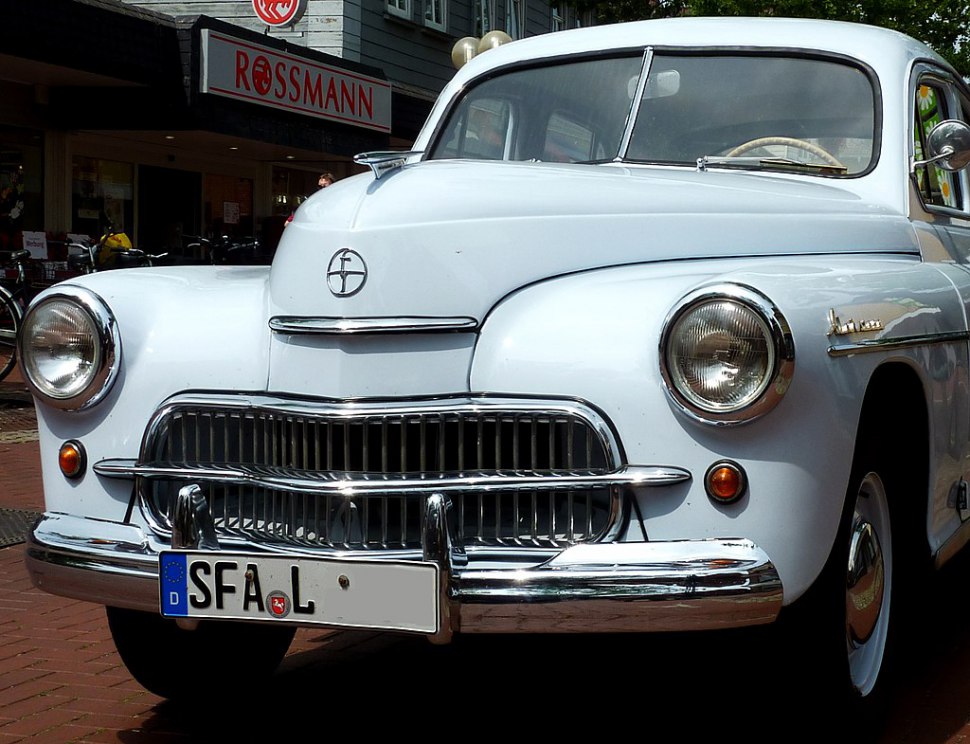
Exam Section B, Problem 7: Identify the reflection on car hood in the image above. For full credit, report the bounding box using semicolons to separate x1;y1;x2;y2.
272;159;916;322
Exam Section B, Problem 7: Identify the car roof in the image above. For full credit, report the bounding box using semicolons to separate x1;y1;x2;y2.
452;16;947;80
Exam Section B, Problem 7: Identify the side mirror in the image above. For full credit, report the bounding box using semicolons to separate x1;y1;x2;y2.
917;119;970;171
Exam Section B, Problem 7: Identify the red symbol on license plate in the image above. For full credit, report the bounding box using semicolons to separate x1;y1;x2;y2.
267;591;291;618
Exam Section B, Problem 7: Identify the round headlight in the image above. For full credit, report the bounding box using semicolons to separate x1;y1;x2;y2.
18;287;120;410
660;285;793;425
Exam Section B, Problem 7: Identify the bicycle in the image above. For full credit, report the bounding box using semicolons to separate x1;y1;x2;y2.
0;249;34;382
66;231;167;273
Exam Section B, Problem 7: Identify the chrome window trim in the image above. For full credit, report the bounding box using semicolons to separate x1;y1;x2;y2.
659;283;795;427
18;285;122;411
616;48;653;160
269;315;479;334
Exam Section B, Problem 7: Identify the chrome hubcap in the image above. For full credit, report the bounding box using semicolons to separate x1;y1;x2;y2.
845;471;892;697
846;519;884;644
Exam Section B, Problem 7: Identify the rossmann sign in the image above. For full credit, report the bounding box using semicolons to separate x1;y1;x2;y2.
201;30;391;133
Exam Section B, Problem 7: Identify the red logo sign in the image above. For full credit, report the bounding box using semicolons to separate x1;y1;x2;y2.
267;591;291;618
252;0;307;27
201;31;392;133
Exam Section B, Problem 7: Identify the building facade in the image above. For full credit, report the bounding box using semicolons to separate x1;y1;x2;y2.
0;0;577;267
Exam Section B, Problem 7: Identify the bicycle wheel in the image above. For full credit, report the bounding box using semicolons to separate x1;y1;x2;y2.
0;287;22;381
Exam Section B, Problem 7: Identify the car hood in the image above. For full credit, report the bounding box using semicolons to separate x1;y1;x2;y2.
271;159;916;322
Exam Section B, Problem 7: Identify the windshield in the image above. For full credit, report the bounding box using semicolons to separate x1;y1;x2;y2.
428;52;877;175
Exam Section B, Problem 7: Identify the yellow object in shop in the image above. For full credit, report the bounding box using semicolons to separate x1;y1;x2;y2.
98;231;133;266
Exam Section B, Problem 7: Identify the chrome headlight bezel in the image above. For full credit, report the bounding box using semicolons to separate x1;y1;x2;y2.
17;286;121;411
659;283;794;426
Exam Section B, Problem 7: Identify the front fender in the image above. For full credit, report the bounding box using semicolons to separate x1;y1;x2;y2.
470;255;965;602
28;266;272;519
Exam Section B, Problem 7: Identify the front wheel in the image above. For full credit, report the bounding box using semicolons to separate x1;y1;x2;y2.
844;470;893;699
106;607;296;701
0;288;22;382
785;458;898;726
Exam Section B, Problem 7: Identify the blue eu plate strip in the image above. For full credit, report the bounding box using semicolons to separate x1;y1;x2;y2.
159;553;188;617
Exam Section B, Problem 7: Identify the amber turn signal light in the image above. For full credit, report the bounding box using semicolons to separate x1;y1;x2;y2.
705;461;746;503
58;440;86;479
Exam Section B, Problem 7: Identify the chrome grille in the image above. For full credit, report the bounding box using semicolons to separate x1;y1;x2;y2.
140;396;620;551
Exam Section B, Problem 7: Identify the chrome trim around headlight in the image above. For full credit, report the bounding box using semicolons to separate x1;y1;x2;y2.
17;285;121;411
659;283;794;426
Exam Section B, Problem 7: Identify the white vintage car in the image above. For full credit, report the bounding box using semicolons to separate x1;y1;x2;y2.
20;16;970;711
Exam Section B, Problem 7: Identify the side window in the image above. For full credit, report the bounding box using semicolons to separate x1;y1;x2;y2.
542;112;603;162
913;81;962;209
437;98;515;160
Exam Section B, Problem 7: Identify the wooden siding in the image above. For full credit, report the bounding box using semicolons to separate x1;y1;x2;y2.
121;0;556;97
117;1;360;59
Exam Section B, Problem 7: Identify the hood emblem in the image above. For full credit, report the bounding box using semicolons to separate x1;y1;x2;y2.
327;248;367;297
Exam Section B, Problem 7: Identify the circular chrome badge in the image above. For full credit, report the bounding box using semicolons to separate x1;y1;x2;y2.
327;248;367;297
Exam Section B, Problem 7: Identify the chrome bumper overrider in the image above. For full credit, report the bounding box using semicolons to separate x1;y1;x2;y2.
26;505;783;638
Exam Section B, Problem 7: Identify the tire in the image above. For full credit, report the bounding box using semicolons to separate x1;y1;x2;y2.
106;606;296;701
843;468;893;699
785;453;898;728
0;287;22;382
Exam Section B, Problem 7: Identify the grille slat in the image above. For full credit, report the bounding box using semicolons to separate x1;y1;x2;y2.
144;400;617;551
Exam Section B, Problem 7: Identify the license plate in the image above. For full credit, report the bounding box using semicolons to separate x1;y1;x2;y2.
159;551;439;634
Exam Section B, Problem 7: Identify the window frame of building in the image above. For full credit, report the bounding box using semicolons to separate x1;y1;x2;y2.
506;0;525;39
387;0;411;21
424;0;447;31
476;0;494;37
551;3;563;31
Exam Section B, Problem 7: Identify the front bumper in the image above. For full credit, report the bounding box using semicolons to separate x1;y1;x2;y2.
26;507;783;638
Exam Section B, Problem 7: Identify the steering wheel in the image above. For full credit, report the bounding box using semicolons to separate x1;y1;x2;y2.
725;136;845;168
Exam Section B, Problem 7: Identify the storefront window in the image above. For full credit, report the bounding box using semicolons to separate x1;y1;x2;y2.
0;127;43;251
204;173;253;239
271;167;320;218
72;156;133;241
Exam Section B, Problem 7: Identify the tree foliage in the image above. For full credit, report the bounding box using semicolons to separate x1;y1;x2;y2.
568;0;970;76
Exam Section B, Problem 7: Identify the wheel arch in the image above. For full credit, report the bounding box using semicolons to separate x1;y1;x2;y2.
853;360;931;567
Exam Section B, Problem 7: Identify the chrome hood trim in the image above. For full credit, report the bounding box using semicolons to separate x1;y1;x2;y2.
269;315;478;335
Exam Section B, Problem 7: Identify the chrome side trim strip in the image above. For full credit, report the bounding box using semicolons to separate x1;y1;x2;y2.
828;330;969;356
93;459;690;496
269;315;479;335
26;513;782;632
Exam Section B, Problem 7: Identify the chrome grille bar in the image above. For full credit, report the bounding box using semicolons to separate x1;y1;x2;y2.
122;395;676;551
